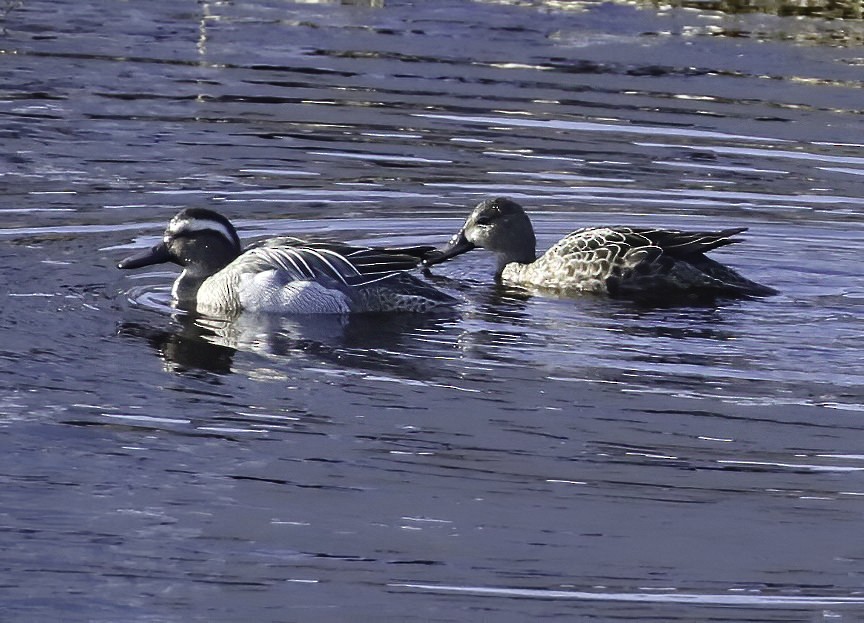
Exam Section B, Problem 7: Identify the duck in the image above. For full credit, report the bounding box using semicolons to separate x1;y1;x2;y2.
424;197;777;298
118;207;457;315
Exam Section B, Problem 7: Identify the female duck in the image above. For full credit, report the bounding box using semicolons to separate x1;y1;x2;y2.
118;208;456;314
425;197;776;298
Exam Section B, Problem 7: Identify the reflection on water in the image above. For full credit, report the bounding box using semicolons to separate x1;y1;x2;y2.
118;320;237;375
393;582;864;606
484;0;864;45
639;0;862;19
509;0;863;20
118;301;460;379
635;0;864;46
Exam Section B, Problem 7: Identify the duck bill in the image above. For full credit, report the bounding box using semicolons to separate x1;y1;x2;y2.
423;229;476;267
117;241;172;270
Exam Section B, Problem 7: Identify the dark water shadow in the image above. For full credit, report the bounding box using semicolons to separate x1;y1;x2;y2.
117;307;460;378
456;275;755;335
118;319;237;376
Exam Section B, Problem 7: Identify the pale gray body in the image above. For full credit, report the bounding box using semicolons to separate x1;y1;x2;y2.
185;244;452;315
119;209;456;316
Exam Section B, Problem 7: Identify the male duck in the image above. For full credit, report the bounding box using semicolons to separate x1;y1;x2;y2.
425;197;776;298
118;208;456;314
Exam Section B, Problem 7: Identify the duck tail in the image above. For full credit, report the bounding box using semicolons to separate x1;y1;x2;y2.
723;278;778;297
691;254;778;297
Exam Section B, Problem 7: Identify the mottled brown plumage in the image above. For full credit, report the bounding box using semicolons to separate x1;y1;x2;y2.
426;198;776;299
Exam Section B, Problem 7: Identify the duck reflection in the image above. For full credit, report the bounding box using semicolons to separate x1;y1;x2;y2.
440;275;753;389
455;276;741;341
119;317;235;375
118;308;458;377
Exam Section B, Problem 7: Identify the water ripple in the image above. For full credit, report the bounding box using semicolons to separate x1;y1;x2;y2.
391;583;864;606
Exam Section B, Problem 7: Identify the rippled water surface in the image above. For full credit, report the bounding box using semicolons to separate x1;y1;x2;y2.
2;1;864;621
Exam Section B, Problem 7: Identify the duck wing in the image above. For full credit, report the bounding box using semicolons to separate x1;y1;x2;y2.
599;227;776;295
545;227;769;297
621;227;747;257
553;227;659;262
341;244;441;274
239;238;433;287
526;227;664;291
556;226;747;264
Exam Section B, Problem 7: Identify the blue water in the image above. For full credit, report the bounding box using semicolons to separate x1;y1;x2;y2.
1;1;864;621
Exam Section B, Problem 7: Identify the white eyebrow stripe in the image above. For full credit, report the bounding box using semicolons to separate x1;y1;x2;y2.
170;217;237;244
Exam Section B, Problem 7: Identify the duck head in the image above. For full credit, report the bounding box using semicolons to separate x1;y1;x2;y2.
425;197;537;276
118;208;243;301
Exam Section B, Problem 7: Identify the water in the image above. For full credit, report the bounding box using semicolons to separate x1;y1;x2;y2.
2;0;864;621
